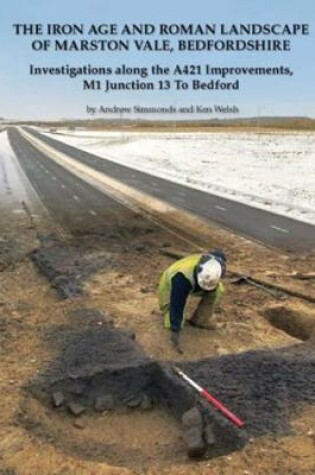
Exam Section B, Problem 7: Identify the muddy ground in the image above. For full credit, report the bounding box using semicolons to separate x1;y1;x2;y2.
1;158;315;474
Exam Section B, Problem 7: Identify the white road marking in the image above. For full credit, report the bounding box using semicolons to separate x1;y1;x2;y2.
89;210;97;216
215;205;227;211
61;184;66;189
73;195;80;201
178;191;186;197
271;225;289;234
52;176;57;180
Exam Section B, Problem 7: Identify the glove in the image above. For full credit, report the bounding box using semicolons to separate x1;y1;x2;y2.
170;330;183;354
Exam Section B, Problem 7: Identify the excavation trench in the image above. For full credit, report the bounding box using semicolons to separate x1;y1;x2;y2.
264;304;315;341
23;308;245;467
22;304;315;468
23;234;315;467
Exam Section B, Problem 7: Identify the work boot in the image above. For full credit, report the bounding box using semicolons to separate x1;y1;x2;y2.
188;319;218;330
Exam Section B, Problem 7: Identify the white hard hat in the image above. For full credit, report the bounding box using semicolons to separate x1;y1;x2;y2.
197;258;222;291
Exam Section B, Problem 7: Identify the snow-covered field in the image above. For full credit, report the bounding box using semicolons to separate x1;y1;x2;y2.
42;129;315;225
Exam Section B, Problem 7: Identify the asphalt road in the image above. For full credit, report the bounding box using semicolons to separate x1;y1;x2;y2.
9;127;315;252
7;128;136;236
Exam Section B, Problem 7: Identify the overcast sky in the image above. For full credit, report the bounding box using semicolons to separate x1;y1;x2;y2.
0;0;314;120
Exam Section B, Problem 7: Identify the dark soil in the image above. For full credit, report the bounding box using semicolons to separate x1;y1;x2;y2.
25;308;245;462
182;342;315;437
31;234;114;298
24;305;315;465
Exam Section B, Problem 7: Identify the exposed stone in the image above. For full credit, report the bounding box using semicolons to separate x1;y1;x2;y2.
141;395;153;410
181;407;206;458
126;396;142;408
51;391;64;408
73;420;85;429
67;401;86;416
94;394;115;412
204;424;216;446
69;371;81;380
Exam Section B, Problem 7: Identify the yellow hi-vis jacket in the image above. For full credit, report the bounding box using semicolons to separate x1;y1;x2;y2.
158;253;224;329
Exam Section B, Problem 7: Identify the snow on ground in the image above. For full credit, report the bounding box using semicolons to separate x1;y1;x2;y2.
42;129;315;225
0;130;33;207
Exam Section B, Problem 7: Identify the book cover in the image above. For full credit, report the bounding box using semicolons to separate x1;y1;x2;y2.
1;1;315;473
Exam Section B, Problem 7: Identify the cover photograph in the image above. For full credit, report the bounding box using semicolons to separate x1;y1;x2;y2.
1;0;315;473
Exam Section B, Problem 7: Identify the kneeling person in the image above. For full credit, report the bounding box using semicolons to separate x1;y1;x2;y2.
158;251;226;352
